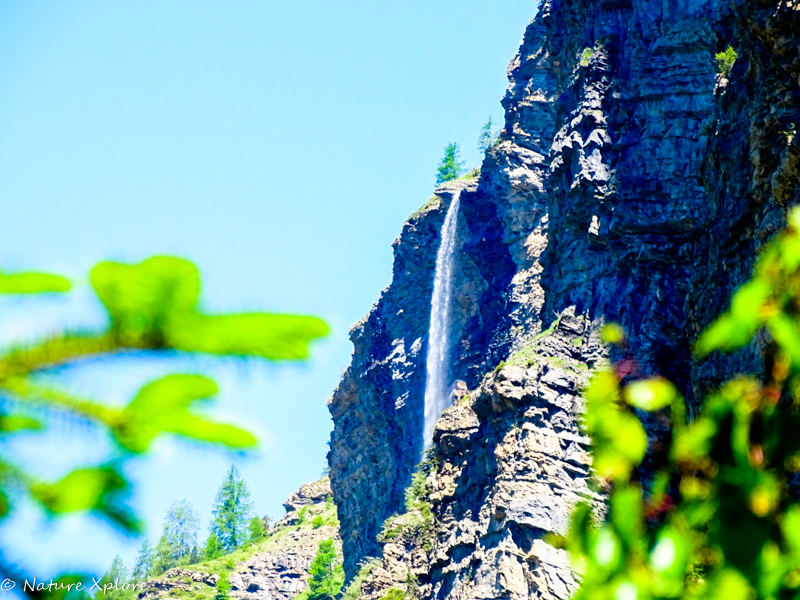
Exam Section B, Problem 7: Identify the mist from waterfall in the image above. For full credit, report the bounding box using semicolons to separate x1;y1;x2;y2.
422;193;461;449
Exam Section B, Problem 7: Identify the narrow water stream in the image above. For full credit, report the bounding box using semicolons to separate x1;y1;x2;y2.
422;193;461;449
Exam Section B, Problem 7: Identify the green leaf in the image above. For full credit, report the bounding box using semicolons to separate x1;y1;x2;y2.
782;505;800;554
90;256;329;358
30;466;139;533
748;473;781;517
0;415;43;432
114;374;257;452
767;313;800;368
695;279;771;357
0;271;70;294
614;581;638;600
708;569;752;600
593;526;620;568
776;230;800;274
592;410;648;480
672;417;717;463
602;323;626;345
788;206;800;232
567;502;595;558
31;467;125;513
624;377;678;411
167;313;330;359
612;413;648;468
649;527;689;576
91;256;200;343
611;486;644;553
584;370;621;432
584;370;648;480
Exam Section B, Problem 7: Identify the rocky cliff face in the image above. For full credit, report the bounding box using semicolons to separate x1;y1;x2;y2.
328;0;799;596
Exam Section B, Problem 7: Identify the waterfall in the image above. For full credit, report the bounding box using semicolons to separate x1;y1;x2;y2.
422;193;461;449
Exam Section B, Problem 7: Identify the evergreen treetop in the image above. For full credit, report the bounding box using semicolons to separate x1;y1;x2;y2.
477;117;499;155
214;573;232;600
210;465;254;553
436;143;466;185
203;530;224;561
101;556;134;600
248;515;268;544
152;499;200;575
132;539;154;580
297;538;344;600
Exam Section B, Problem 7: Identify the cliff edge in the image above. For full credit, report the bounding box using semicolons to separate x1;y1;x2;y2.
328;0;799;597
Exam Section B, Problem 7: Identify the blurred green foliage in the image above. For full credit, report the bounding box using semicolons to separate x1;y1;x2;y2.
0;255;328;597
560;207;800;600
0;270;70;294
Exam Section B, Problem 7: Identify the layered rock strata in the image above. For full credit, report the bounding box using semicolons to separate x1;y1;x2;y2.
328;0;800;595
351;319;604;600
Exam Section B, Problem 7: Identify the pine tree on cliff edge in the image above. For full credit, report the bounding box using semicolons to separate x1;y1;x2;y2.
436;142;466;184
478;117;499;156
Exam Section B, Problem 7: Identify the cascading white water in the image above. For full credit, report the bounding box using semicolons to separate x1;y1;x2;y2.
422;193;461;449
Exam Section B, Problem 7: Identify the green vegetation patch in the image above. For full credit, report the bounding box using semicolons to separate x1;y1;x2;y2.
409;195;442;221
294;537;344;600
378;460;437;553
715;45;737;76
579;47;594;67
340;558;381;600
380;588;407;600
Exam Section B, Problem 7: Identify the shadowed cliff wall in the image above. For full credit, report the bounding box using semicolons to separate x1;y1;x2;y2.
327;0;800;592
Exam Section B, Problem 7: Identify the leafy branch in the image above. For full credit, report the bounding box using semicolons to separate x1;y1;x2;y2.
559;207;800;600
0;255;328;596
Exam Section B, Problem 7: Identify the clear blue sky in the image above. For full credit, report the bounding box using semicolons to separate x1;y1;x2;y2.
0;0;535;578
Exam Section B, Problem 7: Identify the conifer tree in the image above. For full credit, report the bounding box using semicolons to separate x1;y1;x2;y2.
209;465;254;553
300;538;344;600
203;530;224;560
132;539;154;580
247;516;267;544
100;556;134;600
435;143;466;184
153;534;174;575
152;499;200;574
214;573;232;600
478;117;499;155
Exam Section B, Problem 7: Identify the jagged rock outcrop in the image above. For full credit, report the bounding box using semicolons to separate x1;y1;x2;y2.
351;319;605;600
139;478;340;600
283;478;333;512
328;0;799;596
